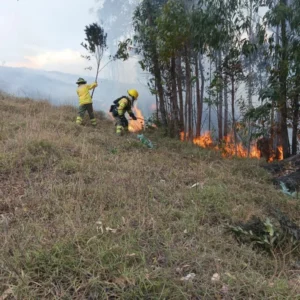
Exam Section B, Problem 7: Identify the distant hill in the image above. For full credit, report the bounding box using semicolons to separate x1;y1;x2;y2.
0;66;155;117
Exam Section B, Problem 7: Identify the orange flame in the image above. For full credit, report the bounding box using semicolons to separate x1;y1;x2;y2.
193;131;214;148
129;104;145;133
180;131;185;141
180;131;261;159
277;146;283;161
220;133;261;159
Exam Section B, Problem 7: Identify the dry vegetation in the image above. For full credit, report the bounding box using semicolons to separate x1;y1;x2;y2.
1;93;300;299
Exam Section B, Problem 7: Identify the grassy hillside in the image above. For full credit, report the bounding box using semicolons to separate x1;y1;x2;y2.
1;94;299;299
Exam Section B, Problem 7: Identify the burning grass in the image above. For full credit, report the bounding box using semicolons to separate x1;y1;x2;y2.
1;94;300;299
180;131;284;161
128;104;145;132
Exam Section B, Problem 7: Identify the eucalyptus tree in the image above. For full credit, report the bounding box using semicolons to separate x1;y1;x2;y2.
133;0;168;127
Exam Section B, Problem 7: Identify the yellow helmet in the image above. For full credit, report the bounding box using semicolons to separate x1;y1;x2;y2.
127;89;139;100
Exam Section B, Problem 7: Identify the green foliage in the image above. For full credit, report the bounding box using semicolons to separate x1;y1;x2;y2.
113;38;132;61
156;0;189;60
81;23;108;85
229;215;300;253
242;40;257;57
245;102;272;122
81;23;107;55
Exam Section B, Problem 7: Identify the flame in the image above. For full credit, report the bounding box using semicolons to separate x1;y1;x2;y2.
193;131;214;148
249;145;261;159
220;133;261;159
179;129;286;162
180;130;284;162
277;146;283;161
129;104;145;133
180;131;261;160
180;131;185;141
267;146;283;162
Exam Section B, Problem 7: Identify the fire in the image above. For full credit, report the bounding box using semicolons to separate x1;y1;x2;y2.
180;130;284;162
180;131;186;141
193;131;214;148
249;145;261;159
220;133;261;159
180;131;261;160
278;146;283;161
129;104;145;132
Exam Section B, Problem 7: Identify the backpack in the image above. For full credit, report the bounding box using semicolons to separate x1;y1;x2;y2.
109;96;131;117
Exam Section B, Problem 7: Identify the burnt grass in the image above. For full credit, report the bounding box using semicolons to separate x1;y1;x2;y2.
1;94;300;299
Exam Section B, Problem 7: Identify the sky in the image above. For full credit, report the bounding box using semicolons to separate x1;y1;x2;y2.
0;0;269;83
0;0;271;116
0;0;140;83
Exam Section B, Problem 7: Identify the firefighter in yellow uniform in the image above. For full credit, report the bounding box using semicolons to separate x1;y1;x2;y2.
109;89;139;135
75;78;98;126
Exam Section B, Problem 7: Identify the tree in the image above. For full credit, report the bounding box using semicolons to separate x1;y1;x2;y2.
133;0;168;128
131;0;300;159
81;23;108;98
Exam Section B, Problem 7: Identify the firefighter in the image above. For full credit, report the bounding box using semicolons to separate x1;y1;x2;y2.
109;89;139;135
75;78;98;126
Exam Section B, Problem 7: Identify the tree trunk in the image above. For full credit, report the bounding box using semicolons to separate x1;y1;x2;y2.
279;0;290;158
209;58;212;131
274;25;280;153
292;95;299;155
247;1;254;156
292;73;300;155
146;0;167;128
176;57;184;131
270;100;275;158
231;75;237;155
278;0;290;158
224;74;229;137
154;56;167;127
155;83;159;122
218;51;223;141
199;53;205;135
171;55;179;137
195;54;201;137
248;0;253;108
185;46;192;140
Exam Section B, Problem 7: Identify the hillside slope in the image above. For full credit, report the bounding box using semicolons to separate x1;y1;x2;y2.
1;94;300;299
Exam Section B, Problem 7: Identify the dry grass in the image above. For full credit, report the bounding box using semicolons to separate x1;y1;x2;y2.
1;94;300;299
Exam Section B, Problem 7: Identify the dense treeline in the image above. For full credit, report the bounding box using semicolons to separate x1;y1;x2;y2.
128;0;300;159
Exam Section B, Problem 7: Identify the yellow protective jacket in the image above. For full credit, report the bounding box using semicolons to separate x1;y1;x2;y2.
77;82;97;105
117;97;133;116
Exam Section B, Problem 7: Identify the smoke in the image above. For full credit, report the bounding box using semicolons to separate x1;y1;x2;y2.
0;66;154;117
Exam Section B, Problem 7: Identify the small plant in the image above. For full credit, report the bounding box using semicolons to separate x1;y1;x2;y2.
229;215;300;252
110;147;118;154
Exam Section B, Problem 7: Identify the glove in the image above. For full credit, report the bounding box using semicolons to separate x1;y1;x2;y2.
130;113;137;120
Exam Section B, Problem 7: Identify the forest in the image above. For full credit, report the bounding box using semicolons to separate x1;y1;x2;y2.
116;0;300;160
